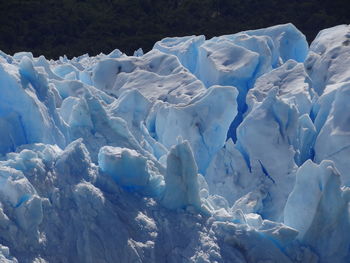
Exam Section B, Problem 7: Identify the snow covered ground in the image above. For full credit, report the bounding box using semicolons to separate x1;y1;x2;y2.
0;23;349;262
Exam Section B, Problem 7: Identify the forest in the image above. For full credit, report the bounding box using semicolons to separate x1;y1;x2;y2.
0;0;349;59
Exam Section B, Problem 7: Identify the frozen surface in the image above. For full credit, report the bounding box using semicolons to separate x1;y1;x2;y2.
154;85;238;173
0;23;349;262
161;140;202;211
306;25;350;95
314;83;350;186
284;160;350;263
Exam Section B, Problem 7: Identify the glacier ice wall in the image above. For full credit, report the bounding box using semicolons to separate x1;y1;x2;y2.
0;23;349;262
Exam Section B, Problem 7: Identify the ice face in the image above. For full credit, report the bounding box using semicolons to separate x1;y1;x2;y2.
0;60;66;154
314;83;350;186
284;160;350;263
161;140;202;211
155;23;309;141
98;145;164;196
247;59;314;116
154;35;205;74
93;50;207;104
0;23;348;262
243;23;309;64
306;25;350;95
154;85;238;174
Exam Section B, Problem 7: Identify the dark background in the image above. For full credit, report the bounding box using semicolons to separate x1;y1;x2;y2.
0;0;349;59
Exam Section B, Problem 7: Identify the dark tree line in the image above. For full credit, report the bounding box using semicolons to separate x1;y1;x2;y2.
0;0;349;59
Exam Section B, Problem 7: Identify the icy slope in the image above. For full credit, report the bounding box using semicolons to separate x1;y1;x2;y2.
0;23;349;262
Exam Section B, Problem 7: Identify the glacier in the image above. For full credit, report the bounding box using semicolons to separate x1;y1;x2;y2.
0;23;349;262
